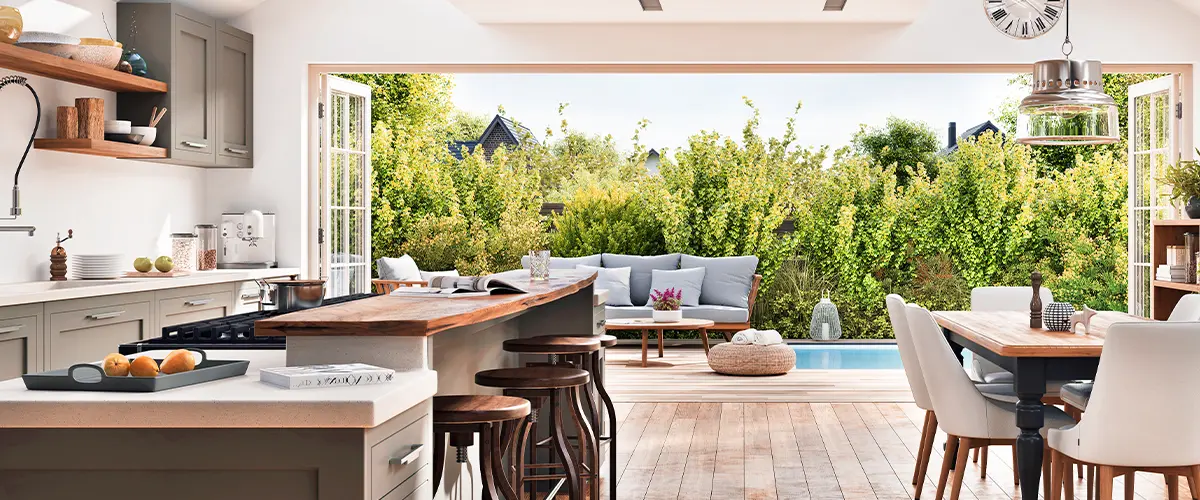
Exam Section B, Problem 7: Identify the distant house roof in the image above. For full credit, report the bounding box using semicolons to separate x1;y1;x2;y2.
645;149;661;175
447;140;480;160
447;114;539;161
938;120;1001;156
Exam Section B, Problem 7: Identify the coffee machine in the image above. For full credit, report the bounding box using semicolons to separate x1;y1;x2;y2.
218;211;277;269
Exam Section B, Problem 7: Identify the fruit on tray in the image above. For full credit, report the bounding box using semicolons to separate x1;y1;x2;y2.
102;353;130;377
160;349;196;375
154;255;174;273
128;356;160;377
133;257;153;273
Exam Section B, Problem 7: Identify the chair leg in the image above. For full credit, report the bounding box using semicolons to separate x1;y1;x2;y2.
949;437;972;500
1051;450;1064;500
980;445;989;479
1189;466;1200;500
914;411;937;499
1063;454;1076;500
936;435;959;500
973;447;980;464
1044;443;1053;499
1013;447;1021;486
1098;466;1115;500
1124;473;1135;500
1087;464;1095;500
1167;474;1179;500
432;429;446;497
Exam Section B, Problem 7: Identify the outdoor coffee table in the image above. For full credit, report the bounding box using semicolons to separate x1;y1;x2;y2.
604;318;715;367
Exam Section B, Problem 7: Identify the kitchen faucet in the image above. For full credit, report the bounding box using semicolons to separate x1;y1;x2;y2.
0;75;41;237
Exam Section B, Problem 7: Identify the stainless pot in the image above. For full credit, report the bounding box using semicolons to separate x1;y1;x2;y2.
264;278;326;311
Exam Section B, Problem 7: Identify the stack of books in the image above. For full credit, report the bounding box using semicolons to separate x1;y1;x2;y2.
1157;264;1189;283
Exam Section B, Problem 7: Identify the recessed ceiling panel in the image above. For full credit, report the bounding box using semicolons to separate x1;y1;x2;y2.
445;0;928;24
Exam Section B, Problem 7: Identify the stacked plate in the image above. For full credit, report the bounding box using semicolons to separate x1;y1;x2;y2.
70;254;124;280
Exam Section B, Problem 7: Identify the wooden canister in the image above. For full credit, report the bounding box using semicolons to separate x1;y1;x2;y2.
56;106;78;139
75;97;104;139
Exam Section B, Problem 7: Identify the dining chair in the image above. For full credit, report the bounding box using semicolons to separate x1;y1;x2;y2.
969;286;1055;383
1048;321;1200;500
886;295;939;498
906;303;1075;500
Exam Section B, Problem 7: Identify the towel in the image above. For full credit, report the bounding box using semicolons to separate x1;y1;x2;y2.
731;328;757;345
752;329;783;346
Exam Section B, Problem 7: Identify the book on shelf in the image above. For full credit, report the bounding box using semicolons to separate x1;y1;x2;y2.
388;274;528;298
260;363;395;389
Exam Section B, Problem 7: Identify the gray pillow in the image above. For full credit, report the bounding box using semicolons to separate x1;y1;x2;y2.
520;254;602;269
649;268;705;307
682;255;759;308
601;253;681;306
576;265;633;306
377;255;421;281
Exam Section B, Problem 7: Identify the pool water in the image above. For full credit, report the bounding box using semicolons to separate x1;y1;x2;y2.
792;344;904;369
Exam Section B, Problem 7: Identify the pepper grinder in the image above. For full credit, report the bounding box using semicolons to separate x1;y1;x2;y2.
49;229;73;281
1030;271;1043;329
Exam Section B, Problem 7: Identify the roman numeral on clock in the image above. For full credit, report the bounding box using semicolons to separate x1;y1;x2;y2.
1044;6;1059;19
991;8;1007;21
1034;17;1046;31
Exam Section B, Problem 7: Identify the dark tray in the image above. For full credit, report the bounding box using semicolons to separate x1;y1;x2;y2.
22;349;249;392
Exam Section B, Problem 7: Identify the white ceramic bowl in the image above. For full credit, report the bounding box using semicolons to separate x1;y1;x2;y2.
15;41;78;59
131;126;156;146
16;31;79;44
105;120;131;134
74;44;122;70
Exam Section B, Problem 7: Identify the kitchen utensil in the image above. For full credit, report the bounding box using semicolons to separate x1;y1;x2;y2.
78;37;121;48
16;31;78;44
149;107;167;128
103;133;145;145
105;119;131;134
264;278;326;311
218;212;277;269
49;230;71;281
0;6;22;44
56;106;77;139
195;224;218;271
69;253;123;279
22;349;249;392
130;126;156;146
74;44;122;69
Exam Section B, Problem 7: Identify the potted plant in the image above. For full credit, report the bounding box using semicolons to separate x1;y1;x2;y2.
650;288;683;322
1163;151;1200;219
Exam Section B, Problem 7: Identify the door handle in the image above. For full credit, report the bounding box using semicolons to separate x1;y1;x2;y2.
181;141;208;149
225;147;249;155
388;445;424;466
86;311;125;321
240;293;261;301
184;299;213;307
0;325;22;335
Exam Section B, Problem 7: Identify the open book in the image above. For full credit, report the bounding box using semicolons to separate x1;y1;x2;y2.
389;274;528;297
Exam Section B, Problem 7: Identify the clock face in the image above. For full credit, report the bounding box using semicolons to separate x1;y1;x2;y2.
984;0;1064;40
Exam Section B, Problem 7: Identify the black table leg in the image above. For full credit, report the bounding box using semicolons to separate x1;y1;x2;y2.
1014;358;1046;500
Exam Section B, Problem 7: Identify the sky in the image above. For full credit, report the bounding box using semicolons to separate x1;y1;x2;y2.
450;73;1026;156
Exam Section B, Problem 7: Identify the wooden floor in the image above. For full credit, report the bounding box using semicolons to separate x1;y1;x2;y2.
605;346;913;403
602;401;1186;500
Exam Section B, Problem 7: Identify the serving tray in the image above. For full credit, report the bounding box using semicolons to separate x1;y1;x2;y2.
22;349;249;392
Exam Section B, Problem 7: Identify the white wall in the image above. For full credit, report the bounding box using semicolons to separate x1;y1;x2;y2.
0;0;207;284
221;0;1200;274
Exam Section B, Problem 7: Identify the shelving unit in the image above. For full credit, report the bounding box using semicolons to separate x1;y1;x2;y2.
1151;219;1200;320
0;43;166;93
33;139;167;159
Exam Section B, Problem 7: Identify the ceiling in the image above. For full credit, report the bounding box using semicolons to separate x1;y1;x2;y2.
117;0;268;20
444;0;929;24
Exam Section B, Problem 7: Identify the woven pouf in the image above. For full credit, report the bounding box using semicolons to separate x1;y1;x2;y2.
707;343;796;376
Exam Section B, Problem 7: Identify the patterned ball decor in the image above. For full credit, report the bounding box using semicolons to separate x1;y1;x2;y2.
1043;302;1076;331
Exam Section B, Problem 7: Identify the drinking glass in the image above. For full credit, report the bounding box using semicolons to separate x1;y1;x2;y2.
529;250;551;280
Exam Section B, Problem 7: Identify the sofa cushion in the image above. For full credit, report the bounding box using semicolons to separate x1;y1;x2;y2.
520;254;601;269
649;268;705;307
681;255;759;308
602;253;681;306
377;255;421;281
420;269;459;282
604;305;749;324
578;265;633;306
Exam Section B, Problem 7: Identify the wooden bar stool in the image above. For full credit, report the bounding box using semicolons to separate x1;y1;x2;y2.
476;365;596;500
433;395;531;500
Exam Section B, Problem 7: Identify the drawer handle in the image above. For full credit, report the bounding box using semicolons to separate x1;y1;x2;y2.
240;293;262;301
0;325;22;335
181;141;208;149
86;311;125;321
184;299;214;307
225;147;249;155
388;445;424;466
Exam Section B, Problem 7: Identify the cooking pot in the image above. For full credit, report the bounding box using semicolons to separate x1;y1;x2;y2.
263;278;326;311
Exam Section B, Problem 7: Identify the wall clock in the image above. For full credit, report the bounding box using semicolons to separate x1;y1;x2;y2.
984;0;1064;40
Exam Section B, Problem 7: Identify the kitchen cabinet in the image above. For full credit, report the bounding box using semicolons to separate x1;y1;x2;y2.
0;305;41;379
157;284;233;331
117;3;254;168
232;280;265;314
46;294;153;370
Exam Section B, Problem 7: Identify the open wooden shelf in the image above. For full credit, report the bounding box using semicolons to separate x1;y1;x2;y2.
1151;218;1200;227
0;43;166;93
1153;280;1200;293
34;138;166;159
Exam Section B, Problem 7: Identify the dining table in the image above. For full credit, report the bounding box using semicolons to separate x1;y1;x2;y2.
932;310;1150;500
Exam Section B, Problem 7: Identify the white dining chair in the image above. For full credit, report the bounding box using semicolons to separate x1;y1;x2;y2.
906;303;1075;500
886;294;940;498
1048;321;1200;500
969;286;1055;383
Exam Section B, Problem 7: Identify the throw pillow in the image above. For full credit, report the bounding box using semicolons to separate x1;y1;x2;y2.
648;268;705;307
600;253;681;306
420;269;459;282
377;255;421;281
681;255;759;308
577;264;633;306
520;254;602;269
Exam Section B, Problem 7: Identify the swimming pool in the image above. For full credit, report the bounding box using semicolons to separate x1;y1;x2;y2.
792;344;904;369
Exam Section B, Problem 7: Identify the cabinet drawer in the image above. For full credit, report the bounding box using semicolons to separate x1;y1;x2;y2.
0;315;37;380
380;464;431;500
48;301;151;369
371;413;431;499
158;290;233;330
232;281;264;314
593;304;606;334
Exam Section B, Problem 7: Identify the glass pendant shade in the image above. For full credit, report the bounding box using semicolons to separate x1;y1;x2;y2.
1017;59;1120;146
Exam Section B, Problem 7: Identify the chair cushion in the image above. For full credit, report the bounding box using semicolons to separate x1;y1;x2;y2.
420;269;458;282
601;254;681;306
604;305;749;324
708;343;795;376
976;380;1071;404
649;268;705;307
578;265;633;306
1060;382;1092;411
605;305;653;319
681;255;759;308
377;255;421;281
520;254;601;269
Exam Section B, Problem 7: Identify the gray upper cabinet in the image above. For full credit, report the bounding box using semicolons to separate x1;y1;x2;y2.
118;3;253;168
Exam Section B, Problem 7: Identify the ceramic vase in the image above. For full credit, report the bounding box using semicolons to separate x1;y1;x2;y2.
0;6;22;45
809;296;843;340
653;309;682;323
1043;302;1076;331
1186;196;1200;219
122;48;148;77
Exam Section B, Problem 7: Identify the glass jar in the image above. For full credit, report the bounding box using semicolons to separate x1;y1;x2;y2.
170;233;198;272
195;224;219;271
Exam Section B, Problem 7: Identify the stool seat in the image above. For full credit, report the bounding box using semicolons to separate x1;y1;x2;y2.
434;395;531;424
597;334;618;347
504;336;601;354
476;367;590;389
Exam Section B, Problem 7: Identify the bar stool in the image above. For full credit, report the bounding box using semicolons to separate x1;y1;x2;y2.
476;365;596;500
540;334;619;500
432;395;531;500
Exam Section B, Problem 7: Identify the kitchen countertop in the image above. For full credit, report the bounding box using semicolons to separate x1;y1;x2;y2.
0;268;301;307
0;350;437;428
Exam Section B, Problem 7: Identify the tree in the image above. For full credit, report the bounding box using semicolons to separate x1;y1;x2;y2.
850;116;941;185
447;110;489;142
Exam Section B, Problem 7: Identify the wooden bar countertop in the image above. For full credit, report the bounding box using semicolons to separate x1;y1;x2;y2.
254;270;596;337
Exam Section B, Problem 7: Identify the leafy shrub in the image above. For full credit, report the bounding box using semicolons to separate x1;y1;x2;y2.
550;182;667;257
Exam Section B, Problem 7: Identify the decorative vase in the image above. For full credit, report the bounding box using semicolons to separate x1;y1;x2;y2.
122;48;148;77
1043;302;1076;331
1187;196;1200;219
809;296;842;340
0;6;22;45
653;309;682;323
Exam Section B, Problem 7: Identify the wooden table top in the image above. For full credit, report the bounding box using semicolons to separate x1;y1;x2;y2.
255;270;596;337
933;310;1149;358
604;318;715;330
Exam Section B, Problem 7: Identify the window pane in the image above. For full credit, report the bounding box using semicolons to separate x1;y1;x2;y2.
349;153;364;208
332;152;346;207
349;95;361;151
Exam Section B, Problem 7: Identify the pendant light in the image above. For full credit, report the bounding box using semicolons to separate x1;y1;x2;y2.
1016;0;1119;146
